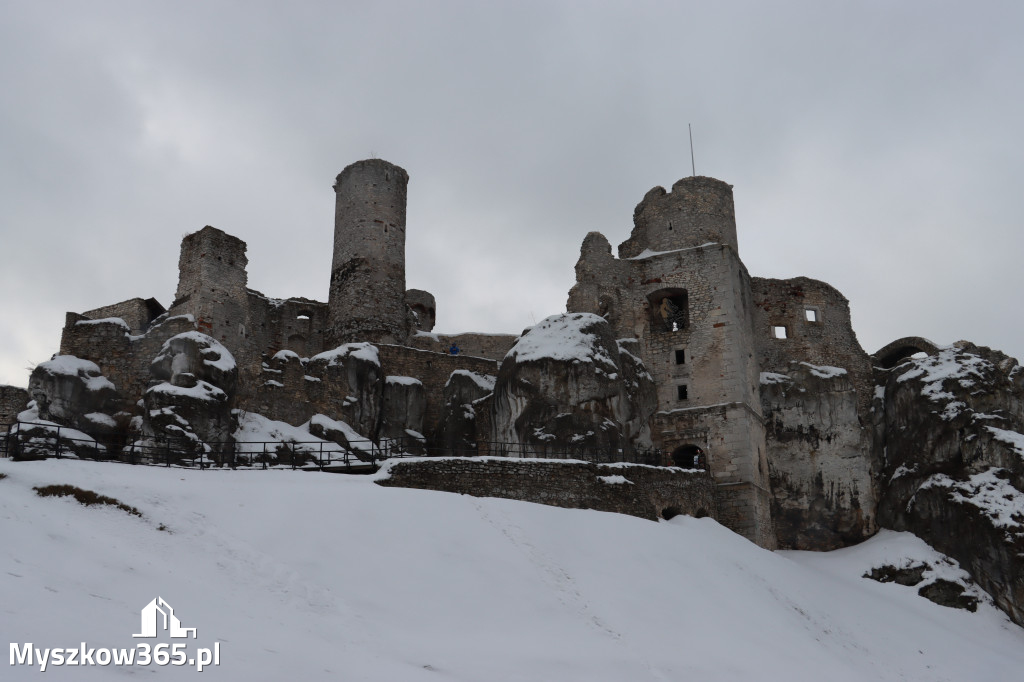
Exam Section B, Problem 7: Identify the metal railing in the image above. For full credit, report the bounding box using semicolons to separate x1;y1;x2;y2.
0;421;690;471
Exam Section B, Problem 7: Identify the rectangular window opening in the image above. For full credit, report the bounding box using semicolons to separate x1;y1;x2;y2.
772;325;788;339
804;308;819;323
677;384;688;401
674;349;686;365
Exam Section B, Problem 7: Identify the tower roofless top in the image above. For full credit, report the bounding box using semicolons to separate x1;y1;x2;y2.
618;175;738;258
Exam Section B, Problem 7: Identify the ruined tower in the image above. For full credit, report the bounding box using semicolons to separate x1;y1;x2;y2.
170;225;250;352
568;176;774;546
328;159;409;345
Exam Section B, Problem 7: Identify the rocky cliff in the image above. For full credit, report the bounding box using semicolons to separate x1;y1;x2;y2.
874;342;1024;626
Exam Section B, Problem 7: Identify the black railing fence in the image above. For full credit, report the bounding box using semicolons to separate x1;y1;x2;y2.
0;420;685;471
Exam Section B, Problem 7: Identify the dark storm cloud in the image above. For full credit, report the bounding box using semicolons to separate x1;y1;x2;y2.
2;0;1022;387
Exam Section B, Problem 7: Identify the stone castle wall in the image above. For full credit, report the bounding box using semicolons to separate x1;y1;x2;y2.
751;276;874;418
406;331;517;361
0;384;29;425
376;457;718;522
82;298;165;335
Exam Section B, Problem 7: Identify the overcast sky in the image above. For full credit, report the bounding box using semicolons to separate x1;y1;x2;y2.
1;0;1021;388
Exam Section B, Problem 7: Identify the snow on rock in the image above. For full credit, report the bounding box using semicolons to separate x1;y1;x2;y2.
760;371;792;385
446;369;496;393
494;314;656;456
987;426;1024;459
503;313;618;369
152;331;237;382
597;475;632;485
27;355;121;434
144;332;238;455
919;469;1024;535
895;346;991;404
798;362;847;378
73;316;131;331
311;342;380;368
877;342;1024;625
307;413;374;454
234;411;328;449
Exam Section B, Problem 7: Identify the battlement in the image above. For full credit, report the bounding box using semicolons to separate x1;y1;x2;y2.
618;176;737;258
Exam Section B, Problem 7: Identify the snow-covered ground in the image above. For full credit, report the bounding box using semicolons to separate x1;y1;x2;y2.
2;458;1023;681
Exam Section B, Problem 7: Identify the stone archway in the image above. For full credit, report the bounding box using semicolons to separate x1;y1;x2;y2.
872;336;941;369
671;444;706;469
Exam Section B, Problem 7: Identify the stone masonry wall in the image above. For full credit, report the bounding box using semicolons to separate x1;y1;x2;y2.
751;276;874;419
569;240;772;545
618;176;739;257
168;226;252;370
82;298;165;334
328;159;409;345
406;331;517;362
376;457;718;522
0;385;29;425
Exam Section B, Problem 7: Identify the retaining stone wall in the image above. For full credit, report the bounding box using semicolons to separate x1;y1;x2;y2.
376;457;717;522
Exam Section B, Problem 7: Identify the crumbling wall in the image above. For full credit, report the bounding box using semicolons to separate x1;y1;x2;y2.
406;289;436;333
405;331;517;362
618;176;739;257
376;458;717;522
82;298;166;334
752;277;874;418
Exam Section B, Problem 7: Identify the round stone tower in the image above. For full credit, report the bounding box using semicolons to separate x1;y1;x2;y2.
617;176;738;258
327;159;410;345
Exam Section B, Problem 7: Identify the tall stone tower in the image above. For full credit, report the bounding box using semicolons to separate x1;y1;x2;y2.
328;159;409;345
567;176;775;547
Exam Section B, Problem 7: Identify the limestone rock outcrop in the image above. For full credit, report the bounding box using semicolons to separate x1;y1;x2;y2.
142;332;238;456
28;356;125;435
492;313;657;457
380;376;426;449
439;370;496;456
874;343;1024;625
760;362;877;550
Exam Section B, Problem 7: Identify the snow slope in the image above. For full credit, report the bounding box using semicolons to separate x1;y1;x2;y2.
2;459;1023;681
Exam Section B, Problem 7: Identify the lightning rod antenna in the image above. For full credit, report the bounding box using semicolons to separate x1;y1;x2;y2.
689;123;696;177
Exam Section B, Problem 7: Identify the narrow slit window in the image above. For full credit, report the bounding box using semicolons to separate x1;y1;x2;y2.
772;325;788;339
674;349;686;365
677;385;688;401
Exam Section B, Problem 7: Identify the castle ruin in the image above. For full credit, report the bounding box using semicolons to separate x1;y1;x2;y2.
14;157;1024;627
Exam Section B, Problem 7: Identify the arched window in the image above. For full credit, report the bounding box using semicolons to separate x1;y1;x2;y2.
671;444;706;469
646;288;689;333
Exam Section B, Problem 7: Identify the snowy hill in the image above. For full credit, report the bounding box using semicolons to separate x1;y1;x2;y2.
2;459;1023;681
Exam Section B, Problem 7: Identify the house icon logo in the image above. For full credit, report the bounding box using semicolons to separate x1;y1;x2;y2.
133;597;197;639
